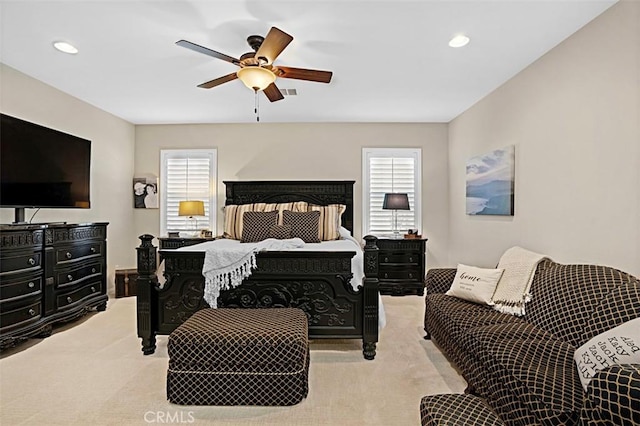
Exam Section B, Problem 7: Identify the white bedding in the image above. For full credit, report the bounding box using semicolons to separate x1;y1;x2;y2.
174;228;386;329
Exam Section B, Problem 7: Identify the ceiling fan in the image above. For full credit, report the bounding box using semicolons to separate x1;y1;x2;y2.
176;27;333;102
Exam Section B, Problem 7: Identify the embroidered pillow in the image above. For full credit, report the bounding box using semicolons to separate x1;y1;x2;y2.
268;225;292;240
308;204;346;241
282;210;320;243
445;264;504;305
240;211;279;243
574;317;640;391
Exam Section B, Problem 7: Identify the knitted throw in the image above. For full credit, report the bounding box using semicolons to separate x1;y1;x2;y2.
491;246;549;316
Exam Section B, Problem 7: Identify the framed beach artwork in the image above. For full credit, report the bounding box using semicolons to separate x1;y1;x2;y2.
466;145;515;216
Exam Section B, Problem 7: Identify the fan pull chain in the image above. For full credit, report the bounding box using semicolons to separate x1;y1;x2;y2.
254;89;260;122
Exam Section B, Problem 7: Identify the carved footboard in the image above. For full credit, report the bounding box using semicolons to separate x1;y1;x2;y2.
136;234;380;360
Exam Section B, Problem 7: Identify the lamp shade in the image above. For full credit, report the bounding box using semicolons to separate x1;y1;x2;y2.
237;66;276;91
178;200;205;217
382;193;410;210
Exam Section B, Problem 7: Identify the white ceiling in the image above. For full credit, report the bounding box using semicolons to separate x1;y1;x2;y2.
0;0;616;125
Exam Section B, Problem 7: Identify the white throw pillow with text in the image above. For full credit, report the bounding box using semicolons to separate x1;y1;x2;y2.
445;264;504;306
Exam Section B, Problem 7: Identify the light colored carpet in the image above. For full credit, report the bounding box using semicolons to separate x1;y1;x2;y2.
0;295;466;425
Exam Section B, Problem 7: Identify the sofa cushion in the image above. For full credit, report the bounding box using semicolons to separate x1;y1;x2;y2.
525;262;633;348
466;333;584;424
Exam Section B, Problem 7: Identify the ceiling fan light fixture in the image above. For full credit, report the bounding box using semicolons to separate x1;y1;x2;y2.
237;66;276;91
449;34;470;48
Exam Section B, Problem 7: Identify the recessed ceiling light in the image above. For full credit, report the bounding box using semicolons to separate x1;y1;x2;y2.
53;41;78;54
449;34;470;48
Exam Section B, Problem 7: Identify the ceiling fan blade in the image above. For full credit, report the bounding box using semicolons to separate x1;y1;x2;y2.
254;27;293;65
176;40;240;66
276;66;333;83
263;82;285;102
197;73;238;89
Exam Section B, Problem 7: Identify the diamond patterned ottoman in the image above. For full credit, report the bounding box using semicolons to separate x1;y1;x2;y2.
167;308;309;406
420;394;505;426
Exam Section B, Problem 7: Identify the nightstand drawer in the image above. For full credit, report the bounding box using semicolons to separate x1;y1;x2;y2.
379;252;422;265
380;269;423;281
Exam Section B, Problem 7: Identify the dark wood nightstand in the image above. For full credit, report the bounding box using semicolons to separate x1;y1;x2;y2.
158;237;215;250
375;237;428;296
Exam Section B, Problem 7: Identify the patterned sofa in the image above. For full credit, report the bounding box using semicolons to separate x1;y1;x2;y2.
423;259;640;425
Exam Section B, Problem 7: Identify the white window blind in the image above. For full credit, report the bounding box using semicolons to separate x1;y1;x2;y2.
160;149;217;236
362;148;421;237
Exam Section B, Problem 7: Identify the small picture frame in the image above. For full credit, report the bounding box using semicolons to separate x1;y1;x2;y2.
167;231;180;238
200;229;213;238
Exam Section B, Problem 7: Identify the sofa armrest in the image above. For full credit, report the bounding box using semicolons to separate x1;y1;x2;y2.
425;268;457;295
582;364;640;425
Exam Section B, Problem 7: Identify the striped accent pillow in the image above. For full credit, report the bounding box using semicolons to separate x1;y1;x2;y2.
223;201;309;240
282;211;321;243
308;204;346;241
241;211;279;243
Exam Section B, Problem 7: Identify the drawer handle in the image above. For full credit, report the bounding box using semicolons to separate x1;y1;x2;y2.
91;268;96;273
384;273;389;279
67;274;74;282
90;247;96;253
409;273;414;278
28;308;36;316
384;257;389;262
91;286;96;293
28;281;35;288
66;252;72;259
409;257;414;262
28;257;36;266
67;296;73;303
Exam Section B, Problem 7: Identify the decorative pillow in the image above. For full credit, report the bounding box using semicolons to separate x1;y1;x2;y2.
223;202;309;239
282;210;320;243
308;204;346;241
574;317;640;391
240;211;279;243
445;264;504;305
268;225;292;240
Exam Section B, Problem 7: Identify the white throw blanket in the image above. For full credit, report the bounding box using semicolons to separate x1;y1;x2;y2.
201;238;305;307
491;246;549;316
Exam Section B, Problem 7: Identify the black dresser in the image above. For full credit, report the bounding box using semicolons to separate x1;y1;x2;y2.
0;222;108;349
375;237;427;296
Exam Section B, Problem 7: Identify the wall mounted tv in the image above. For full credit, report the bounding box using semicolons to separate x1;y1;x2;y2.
1;113;91;223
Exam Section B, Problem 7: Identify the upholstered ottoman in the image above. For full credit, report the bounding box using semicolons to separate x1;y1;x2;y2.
167;308;309;406
420;394;505;426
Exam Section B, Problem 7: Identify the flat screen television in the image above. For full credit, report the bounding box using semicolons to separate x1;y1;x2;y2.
1;113;91;223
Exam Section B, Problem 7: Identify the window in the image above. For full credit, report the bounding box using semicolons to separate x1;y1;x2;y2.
362;148;421;236
160;149;217;236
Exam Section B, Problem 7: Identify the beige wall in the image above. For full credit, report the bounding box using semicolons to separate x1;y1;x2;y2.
448;1;640;276
134;122;451;268
0;64;137;295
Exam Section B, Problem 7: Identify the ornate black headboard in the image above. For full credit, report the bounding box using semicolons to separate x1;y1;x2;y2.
224;180;355;233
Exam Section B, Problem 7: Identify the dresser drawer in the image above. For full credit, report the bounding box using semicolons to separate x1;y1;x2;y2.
0;300;41;332
0;250;42;275
56;261;103;290
0;273;42;303
55;242;103;265
57;281;103;310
